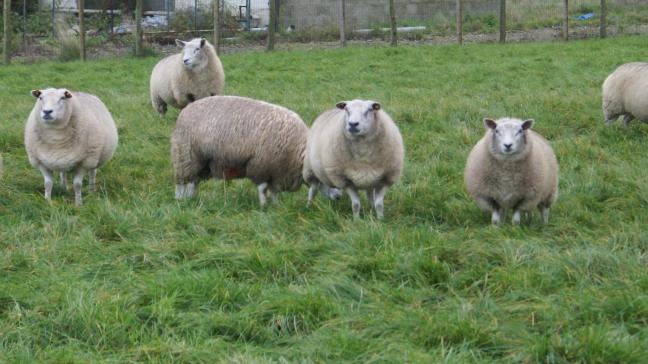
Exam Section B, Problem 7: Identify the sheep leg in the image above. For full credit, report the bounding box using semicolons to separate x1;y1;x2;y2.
258;182;269;206
372;185;390;220
491;210;502;225
72;169;86;207
153;96;167;117
319;184;342;201
512;210;521;225
175;184;186;199
345;186;362;218
623;114;634;128
269;188;278;205
89;169;97;192
59;171;67;190
539;206;550;224
38;165;54;202
307;182;318;206
185;181;199;198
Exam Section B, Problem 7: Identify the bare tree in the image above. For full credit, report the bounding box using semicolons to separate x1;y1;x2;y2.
3;0;11;65
499;0;506;43
213;0;220;53
456;0;463;45
339;0;346;47
563;0;569;41
389;0;397;46
267;0;275;51
135;0;143;56
79;0;86;61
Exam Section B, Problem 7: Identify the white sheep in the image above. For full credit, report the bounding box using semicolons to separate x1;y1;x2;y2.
171;96;339;205
602;62;648;127
464;117;558;225
150;38;225;117
25;88;118;206
303;99;405;219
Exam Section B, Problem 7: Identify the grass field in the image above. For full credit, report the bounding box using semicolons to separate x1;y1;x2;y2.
1;36;648;363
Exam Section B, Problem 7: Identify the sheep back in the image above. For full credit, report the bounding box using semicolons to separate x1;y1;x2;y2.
150;42;224;110
304;108;404;190
171;96;308;192
464;130;558;212
25;92;118;172
602;62;648;122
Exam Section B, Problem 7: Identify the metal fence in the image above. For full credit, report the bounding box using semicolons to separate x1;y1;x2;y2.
2;0;647;63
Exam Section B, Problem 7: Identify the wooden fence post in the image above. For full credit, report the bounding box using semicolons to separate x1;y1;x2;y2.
563;0;569;41
389;0;397;46
3;0;11;65
213;0;220;53
339;0;346;47
499;0;506;43
267;0;275;51
79;0;86;61
456;0;463;45
135;0;142;56
600;0;607;38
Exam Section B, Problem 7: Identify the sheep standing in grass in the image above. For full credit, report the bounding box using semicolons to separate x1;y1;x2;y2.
602;62;648;127
303;100;405;219
172;96;339;206
25;88;118;206
150;38;225;117
464;117;558;225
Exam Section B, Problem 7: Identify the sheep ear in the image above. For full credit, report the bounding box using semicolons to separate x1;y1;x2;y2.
64;90;72;99
200;38;206;48
175;39;185;47
483;118;497;130
336;102;347;110
31;89;41;98
371;102;381;111
522;119;534;130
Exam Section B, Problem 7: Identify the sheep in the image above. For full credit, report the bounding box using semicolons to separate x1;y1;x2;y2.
602;62;648;127
303;99;405;219
171;95;340;205
150;38;225;117
25;88;118;206
464;117;558;225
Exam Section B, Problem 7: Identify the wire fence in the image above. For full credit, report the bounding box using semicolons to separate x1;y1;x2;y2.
1;0;647;63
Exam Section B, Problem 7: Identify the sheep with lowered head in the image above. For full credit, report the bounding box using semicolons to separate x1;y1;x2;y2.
464;117;558;225
602;62;648;127
171;96;339;205
303;99;405;219
25;88;118;206
150;38;225;117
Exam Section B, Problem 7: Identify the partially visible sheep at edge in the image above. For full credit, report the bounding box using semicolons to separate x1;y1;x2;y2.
602;62;648;127
25;88;119;206
171;96;339;206
150;37;225;117
303;99;405;219
464;117;558;225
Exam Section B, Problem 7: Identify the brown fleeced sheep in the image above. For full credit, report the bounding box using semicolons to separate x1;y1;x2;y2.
464;117;558;225
303;100;405;219
602;62;648;127
150;38;225;117
25;88;119;206
171;96;315;206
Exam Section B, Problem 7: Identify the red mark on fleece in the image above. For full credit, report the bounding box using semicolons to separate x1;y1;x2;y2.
223;167;245;180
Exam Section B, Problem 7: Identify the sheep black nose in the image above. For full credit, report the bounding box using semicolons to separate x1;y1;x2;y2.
43;109;53;115
348;122;359;129
503;143;512;150
183;59;190;65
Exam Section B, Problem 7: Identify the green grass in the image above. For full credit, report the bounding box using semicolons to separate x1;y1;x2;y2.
1;36;648;363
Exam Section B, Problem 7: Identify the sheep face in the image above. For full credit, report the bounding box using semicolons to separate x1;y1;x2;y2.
31;88;73;126
484;117;534;158
176;38;208;70
336;100;381;138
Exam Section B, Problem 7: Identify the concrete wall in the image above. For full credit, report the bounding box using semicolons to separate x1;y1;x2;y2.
280;0;498;30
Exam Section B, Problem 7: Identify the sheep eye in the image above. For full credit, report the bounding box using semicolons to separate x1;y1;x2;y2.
516;129;523;135
194;48;199;53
